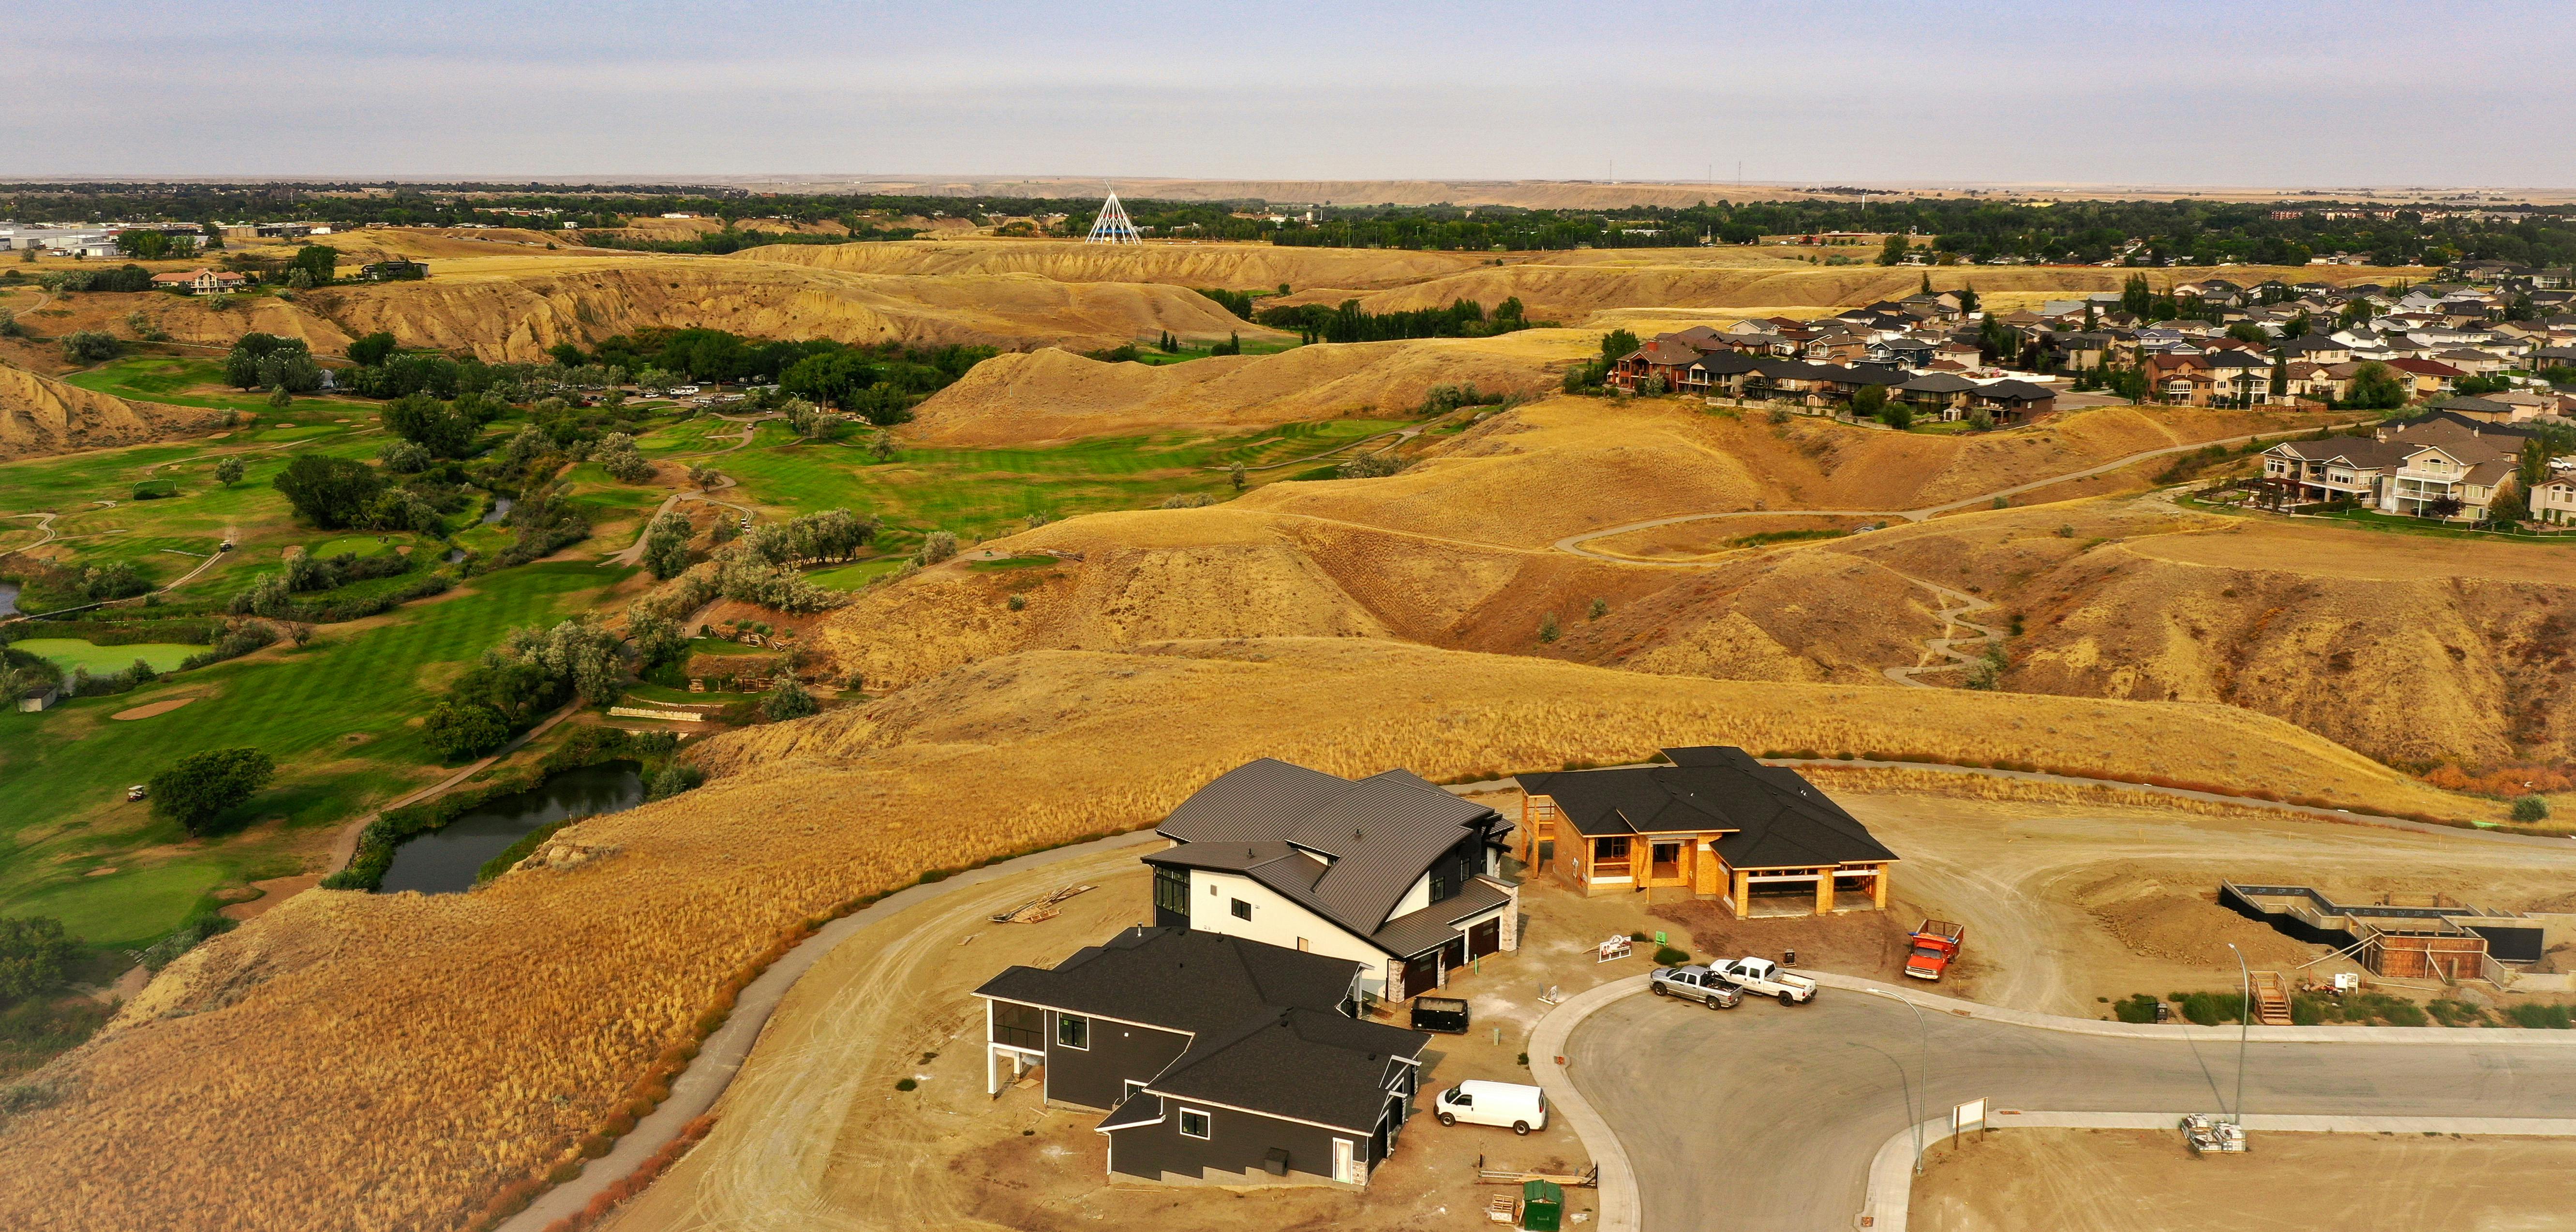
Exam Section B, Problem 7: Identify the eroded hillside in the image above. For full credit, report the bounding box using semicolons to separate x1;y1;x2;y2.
0;365;224;459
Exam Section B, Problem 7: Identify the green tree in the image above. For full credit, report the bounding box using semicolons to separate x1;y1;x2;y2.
289;244;340;284
641;511;694;580
422;702;509;760
148;747;278;836
1955;285;1980;315
2226;323;2270;347
347;331;399;367
1852;385;1888;421
1877;233;1908;266
271;453;387;528
380;393;478;456
1599;328;1639;362
213;456;245;486
60;330;122;363
763;677;818;722
2121;273;2154;317
2344;361;2408;410
116;229;173;260
2488;481;2529;526
0;916;81;1003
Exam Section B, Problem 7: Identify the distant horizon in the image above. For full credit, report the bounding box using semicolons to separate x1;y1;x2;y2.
8;0;2568;186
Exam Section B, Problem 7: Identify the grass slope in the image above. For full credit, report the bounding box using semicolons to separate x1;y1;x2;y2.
0;562;615;944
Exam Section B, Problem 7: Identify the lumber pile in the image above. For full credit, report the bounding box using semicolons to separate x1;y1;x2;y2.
990;884;1094;923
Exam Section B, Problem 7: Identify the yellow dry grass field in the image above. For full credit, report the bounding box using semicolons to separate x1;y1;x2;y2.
748;237;1499;291
1913;1129;2576;1232
0;637;2490;1232
908;328;1589;443
0;363;223;459
1226;398;2345;549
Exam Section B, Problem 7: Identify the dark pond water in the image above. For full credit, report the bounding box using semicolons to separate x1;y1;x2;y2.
481;497;515;524
376;762;645;894
0;581;17;618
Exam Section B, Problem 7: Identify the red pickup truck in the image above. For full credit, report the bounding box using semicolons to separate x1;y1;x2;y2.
1904;920;1965;980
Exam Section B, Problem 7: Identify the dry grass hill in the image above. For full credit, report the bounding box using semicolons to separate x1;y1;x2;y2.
908;329;1588;444
0;364;223;460
747;237;1497;291
0;637;2471;1232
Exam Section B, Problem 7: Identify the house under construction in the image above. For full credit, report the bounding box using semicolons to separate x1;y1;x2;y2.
2220;881;2546;984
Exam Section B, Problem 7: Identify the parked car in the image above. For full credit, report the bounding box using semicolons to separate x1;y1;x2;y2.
1648;965;1744;1009
1435;1081;1548;1135
1904;920;1966;981
1712;957;1817;1006
1411;995;1470;1034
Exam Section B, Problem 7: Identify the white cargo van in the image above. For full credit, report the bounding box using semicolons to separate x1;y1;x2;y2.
1434;1080;1548;1135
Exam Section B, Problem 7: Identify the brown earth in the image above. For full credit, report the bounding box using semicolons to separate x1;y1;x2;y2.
0;363;225;460
109;696;199;721
1913;1129;2576;1232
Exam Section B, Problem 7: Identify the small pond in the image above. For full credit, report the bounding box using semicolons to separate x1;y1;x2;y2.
0;581;18;617
481;497;515;525
376;762;645;894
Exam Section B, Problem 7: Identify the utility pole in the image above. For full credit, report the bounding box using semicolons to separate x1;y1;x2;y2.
2226;941;2251;1128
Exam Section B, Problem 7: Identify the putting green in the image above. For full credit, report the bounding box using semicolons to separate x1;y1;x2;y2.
15;638;198;674
11;862;225;947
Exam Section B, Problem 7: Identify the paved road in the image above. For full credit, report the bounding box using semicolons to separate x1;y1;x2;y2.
1564;990;2576;1232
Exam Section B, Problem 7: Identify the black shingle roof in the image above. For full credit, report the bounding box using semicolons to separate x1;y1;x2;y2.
1147;1006;1428;1133
1519;747;1896;870
973;926;1358;1036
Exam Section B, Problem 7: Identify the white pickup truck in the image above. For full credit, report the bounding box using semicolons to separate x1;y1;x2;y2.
1712;957;1818;1006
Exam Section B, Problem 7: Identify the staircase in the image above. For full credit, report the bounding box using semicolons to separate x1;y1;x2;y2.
2251;971;2293;1026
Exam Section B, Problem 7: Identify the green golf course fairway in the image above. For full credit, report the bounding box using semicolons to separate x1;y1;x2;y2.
15;638;200;675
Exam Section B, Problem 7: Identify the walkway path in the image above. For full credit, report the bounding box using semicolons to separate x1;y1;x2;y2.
323;702;582;874
1879;575;2003;688
605;475;752;568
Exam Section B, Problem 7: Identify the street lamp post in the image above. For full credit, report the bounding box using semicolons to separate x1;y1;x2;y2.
1871;988;1933;1173
2226;941;2251;1128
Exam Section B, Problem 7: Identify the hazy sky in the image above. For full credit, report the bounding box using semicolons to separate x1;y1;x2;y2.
9;0;2569;187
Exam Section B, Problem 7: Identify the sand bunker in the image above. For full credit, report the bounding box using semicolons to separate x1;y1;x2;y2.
112;696;198;721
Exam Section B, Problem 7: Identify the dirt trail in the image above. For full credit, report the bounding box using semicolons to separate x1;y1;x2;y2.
604;474;751;569
1879;577;2003;688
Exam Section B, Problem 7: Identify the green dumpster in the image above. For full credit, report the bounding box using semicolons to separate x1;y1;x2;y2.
1520;1178;1563;1232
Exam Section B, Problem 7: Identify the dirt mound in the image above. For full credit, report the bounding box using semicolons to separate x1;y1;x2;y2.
748;238;1492;291
2068;864;2314;967
0;364;224;459
1842;506;2576;768
286;261;1267;361
906;330;1583;444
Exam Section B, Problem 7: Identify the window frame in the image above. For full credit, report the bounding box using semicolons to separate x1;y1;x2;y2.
1230;898;1252;921
1178;1107;1212;1140
1056;1013;1089;1051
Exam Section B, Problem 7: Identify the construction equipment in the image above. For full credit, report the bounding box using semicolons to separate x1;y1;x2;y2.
989;884;1094;924
2250;971;2292;1025
2181;1113;2248;1154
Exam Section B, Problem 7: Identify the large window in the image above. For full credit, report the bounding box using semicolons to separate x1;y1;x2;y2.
1153;866;1191;920
1594;836;1631;862
991;1001;1044;1051
1179;1108;1212;1139
1057;1013;1089;1050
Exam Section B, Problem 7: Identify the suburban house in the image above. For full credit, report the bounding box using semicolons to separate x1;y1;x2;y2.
975;927;1429;1187
1144;759;1518;1003
2261;417;2520;520
149;268;247;295
359;260;429;282
2531;467;2576;524
1968;378;2060;421
1514;746;1896;917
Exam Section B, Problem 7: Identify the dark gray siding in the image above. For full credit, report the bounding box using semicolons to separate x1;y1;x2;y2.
1108;1098;1391;1181
1045;1010;1191;1110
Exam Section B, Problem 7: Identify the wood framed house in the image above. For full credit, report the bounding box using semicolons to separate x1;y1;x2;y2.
1144;759;1517;1003
976;927;1429;1187
1515;747;1895;918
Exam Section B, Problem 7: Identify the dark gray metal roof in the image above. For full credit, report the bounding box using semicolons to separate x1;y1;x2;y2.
973;926;1357;1037
1146;1007;1428;1134
1096;1090;1163;1131
1369;876;1513;959
1154;760;1504;940
1519;747;1896;870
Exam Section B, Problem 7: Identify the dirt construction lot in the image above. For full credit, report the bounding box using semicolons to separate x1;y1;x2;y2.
1913;1128;2576;1232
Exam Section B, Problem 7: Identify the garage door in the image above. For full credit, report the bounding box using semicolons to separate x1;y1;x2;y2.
1468;918;1501;959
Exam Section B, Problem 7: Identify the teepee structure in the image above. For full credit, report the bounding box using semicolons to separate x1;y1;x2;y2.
1084;188;1142;245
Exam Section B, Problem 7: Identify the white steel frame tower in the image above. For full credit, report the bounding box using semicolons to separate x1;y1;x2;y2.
1084;188;1142;245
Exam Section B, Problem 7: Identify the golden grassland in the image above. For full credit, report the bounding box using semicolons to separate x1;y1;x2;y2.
0;637;2495;1232
907;329;1590;443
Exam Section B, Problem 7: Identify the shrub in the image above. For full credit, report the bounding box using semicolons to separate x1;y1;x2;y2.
2111;993;2159;1024
1653;945;1689;966
2512;795;2549;823
647;763;703;800
1335;452;1405;479
2505;1003;2574;1029
915;530;958;565
0;917;81;1003
2175;991;2244;1025
762;678;817;722
1537;612;1560;643
60;329;122;363
1006;593;1027;611
1158;492;1215;508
